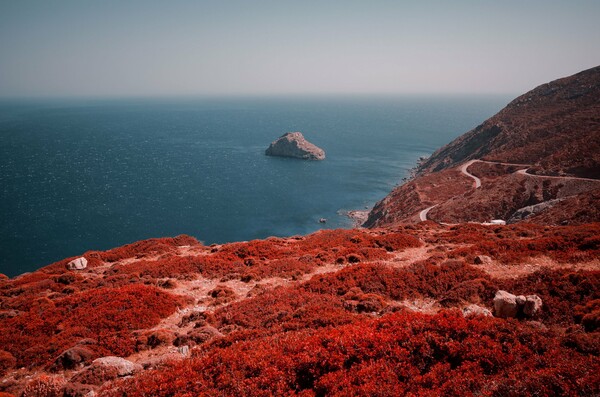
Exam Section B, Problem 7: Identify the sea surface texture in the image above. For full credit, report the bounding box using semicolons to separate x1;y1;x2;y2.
0;96;510;276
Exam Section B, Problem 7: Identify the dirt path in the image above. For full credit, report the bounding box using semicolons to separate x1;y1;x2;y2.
419;205;437;221
515;168;600;182
460;160;482;188
419;159;599;222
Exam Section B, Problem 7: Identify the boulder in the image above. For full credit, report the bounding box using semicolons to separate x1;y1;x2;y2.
493;290;519;318
67;257;87;271
71;357;141;386
91;357;141;377
52;346;94;371
462;304;493;317
473;255;492;265
493;290;543;318
265;132;325;160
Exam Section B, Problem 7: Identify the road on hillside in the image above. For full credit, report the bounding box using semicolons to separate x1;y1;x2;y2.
419;159;599;222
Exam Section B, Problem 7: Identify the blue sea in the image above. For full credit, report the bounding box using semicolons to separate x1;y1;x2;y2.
0;95;511;277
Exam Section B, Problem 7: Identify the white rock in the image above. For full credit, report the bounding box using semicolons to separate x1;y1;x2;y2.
66;257;88;270
92;356;142;377
178;345;190;356
462;304;493;317
493;290;543;318
493;290;518;318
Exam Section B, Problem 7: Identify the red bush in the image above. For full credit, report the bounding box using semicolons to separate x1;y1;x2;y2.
499;269;600;326
104;311;600;397
0;285;182;368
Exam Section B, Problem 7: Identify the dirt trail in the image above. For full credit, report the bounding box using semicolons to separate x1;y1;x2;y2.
419;159;599;222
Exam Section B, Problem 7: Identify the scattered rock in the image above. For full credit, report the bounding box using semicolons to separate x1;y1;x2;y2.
493;290;543;318
91;356;141;377
508;198;563;223
51;346;94;371
493;290;519;318
473;255;492;265
462;304;493;317
71;357;141;386
66;257;88;271
265;132;325;160
523;295;543;317
178;345;190;357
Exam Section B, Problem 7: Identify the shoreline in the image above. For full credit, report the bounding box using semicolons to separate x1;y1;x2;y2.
344;155;429;228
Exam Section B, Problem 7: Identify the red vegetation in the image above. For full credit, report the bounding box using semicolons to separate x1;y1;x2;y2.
0;285;182;368
105;311;600;397
303;260;495;305
2;223;599;396
575;299;600;332
442;223;600;264
498;269;600;326
105;229;420;282
211;287;355;336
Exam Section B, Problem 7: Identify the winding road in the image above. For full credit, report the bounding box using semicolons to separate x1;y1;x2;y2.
419;159;600;222
419;205;437;222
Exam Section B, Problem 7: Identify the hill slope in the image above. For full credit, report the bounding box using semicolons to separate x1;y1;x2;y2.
365;66;600;228
418;65;600;178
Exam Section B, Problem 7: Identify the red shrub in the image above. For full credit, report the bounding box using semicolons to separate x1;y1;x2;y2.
104;311;600;397
499;269;600;325
0;285;182;368
0;350;16;376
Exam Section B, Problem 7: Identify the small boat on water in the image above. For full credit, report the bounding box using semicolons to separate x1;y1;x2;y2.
319;218;327;223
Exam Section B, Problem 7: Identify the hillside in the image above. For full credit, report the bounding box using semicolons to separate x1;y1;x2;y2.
418;65;600;178
365;66;600;228
1;67;600;396
0;224;599;396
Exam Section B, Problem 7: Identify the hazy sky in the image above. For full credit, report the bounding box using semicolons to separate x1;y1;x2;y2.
1;1;599;97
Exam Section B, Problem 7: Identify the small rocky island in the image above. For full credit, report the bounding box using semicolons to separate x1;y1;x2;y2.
265;132;325;160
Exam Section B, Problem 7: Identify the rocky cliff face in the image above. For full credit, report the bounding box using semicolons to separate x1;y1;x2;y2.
265;132;326;160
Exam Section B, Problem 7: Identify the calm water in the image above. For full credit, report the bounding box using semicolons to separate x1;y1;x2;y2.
0;95;511;276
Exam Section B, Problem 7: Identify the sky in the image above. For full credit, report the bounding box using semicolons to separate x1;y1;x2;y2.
0;0;599;97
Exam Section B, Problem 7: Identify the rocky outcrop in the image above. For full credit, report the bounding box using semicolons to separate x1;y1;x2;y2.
508;198;563;223
493;290;543;318
51;346;94;371
265;132;325;160
70;357;142;388
89;356;141;377
66;257;87;271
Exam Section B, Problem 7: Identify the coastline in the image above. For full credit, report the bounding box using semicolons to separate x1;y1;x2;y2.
345;155;429;228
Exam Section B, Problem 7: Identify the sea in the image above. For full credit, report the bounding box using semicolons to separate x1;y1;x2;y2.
0;95;512;277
